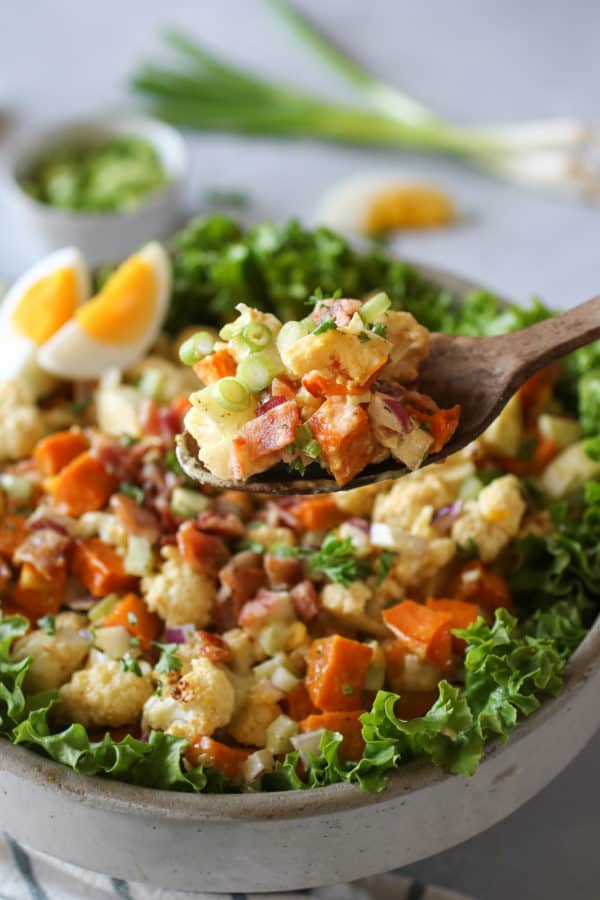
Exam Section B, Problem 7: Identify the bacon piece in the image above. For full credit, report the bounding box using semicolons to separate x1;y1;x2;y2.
308;399;376;486
177;521;229;577
237;400;300;461
264;552;303;588
256;395;287;417
238;588;285;628
110;494;161;544
213;491;254;521
290;580;320;622
141;399;183;441
13;528;70;579
195;630;233;664
216;551;265;631
196;509;245;538
311;298;361;328
92;435;152;482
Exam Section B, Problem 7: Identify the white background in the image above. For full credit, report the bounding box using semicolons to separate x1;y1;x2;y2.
1;2;599;897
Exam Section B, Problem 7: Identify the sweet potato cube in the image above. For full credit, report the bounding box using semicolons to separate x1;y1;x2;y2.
305;634;372;711
308;399;376;486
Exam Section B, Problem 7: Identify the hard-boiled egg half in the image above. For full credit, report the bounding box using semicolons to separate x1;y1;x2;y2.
38;242;171;379
0;247;90;393
314;173;455;236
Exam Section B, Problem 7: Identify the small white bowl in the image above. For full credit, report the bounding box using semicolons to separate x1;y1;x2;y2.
4;113;188;264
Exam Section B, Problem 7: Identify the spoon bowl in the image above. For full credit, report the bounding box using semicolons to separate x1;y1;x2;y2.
177;266;600;494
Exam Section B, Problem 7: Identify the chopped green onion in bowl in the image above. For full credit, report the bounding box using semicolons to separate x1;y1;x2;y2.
179;331;215;366
19;136;168;213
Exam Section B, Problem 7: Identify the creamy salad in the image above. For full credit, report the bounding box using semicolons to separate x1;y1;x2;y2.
0;216;598;794
182;295;459;485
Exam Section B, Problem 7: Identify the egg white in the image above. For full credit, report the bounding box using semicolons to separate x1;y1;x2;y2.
0;247;90;394
38;242;171;380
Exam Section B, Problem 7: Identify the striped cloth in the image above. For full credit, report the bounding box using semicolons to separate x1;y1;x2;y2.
0;833;477;900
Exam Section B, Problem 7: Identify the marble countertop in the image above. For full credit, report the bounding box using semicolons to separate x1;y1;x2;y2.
1;2;598;897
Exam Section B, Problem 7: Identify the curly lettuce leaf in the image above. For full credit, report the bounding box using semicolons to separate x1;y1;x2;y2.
0;615;31;734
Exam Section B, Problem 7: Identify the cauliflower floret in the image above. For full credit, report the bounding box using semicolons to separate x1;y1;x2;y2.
281;328;390;387
143;656;235;740
184;388;258;479
74;512;129;554
127;356;198;404
452;474;526;563
141;547;215;627
320;581;386;635
382;536;456;596
12;612;90;693
479;393;523;458
372;472;454;538
228;689;280;747
222;628;260;674
95;385;146;437
0;379;45;461
58;651;153;728
380;310;429;382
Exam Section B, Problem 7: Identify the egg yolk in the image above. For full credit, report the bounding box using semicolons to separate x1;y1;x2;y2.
76;255;157;344
363;184;455;234
11;268;79;345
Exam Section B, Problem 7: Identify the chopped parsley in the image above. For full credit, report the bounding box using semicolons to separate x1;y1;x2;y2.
358;331;370;343
119;482;144;504
120;653;142;676
305;532;370;587
119;434;138;447
375;550;395;586
154;642;183;675
286;423;322;476
127;611;138;627
341;684;354;696
313;318;337;335
69;396;92;416
457;538;480;561
37;615;56;636
370;323;388;338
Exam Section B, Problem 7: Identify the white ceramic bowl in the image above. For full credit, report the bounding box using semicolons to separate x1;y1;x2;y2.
3;113;188;264
0;263;598;893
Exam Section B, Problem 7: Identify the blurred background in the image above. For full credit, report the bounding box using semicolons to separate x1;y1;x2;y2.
0;1;598;898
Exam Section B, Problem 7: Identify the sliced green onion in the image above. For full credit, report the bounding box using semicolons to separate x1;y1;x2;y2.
237;355;276;392
219;321;239;341
212;376;251;412
125;535;154;577
89;594;119;624
360;291;391;324
137;368;164;401
170;486;210;518
179;331;215;365
276;319;312;353
241;321;273;351
0;473;32;503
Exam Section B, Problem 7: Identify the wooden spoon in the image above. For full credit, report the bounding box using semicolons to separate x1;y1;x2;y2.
176;294;600;495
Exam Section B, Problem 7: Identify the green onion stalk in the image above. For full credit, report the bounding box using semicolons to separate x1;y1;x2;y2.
132;3;600;200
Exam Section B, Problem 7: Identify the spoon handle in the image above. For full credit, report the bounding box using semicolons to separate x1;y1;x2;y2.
500;293;600;384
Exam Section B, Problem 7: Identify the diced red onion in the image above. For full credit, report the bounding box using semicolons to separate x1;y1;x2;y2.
381;396;411;431
347;517;370;534
163;624;196;644
432;501;462;533
28;516;71;536
257;395;286;417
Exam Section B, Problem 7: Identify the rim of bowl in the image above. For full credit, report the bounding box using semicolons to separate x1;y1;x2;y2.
0;261;595;822
3;112;188;222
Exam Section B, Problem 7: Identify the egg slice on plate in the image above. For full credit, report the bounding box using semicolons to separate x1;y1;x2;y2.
0;247;90;393
38;242;171;379
314;173;455;235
